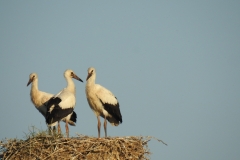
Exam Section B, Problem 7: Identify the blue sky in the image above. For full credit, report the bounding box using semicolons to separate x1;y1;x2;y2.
0;1;240;159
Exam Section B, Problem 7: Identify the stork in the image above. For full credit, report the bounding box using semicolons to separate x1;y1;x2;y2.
85;67;122;138
46;70;83;137
27;73;77;134
27;73;57;133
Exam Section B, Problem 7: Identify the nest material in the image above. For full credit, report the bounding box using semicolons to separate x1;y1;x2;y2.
0;133;166;160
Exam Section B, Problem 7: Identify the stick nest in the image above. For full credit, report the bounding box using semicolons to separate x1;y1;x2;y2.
0;131;166;160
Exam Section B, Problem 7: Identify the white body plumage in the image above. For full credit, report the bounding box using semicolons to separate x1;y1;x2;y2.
85;67;122;138
46;70;83;137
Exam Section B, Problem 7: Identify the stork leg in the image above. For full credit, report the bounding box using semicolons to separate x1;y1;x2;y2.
65;120;69;138
97;116;101;138
48;126;56;135
58;121;61;134
53;126;56;135
48;126;51;135
104;116;107;138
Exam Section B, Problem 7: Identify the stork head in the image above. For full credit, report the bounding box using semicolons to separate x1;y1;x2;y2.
27;73;38;86
86;67;95;81
64;69;83;82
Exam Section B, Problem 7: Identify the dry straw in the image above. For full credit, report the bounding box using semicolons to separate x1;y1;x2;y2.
0;128;167;160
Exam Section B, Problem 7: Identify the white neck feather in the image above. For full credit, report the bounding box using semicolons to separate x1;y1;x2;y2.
86;73;96;87
66;76;76;95
31;79;39;91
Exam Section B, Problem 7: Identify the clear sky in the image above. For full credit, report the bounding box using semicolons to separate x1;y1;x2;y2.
0;1;240;159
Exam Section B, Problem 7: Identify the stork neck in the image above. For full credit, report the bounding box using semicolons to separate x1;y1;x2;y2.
66;77;76;94
86;75;95;87
31;79;39;91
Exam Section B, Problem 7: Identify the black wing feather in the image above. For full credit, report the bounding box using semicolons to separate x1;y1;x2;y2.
70;111;77;123
46;97;74;125
99;98;122;123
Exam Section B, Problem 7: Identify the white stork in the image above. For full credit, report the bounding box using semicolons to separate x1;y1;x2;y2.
27;73;77;134
46;70;83;137
27;73;53;118
27;73;56;133
85;67;122;138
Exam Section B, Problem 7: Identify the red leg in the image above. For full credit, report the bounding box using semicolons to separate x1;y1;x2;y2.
58;121;61;134
97;116;101;138
104;116;107;138
65;120;69;138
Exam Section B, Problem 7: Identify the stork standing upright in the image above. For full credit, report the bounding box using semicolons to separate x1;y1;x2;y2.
27;73;77;134
27;73;53;118
46;70;83;137
85;67;122;138
27;73;57;133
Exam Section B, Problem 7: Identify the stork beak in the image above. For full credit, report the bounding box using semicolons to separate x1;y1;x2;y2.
27;78;33;86
86;72;92;81
73;74;83;82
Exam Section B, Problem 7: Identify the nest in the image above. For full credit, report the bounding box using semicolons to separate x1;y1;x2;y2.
0;130;167;160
